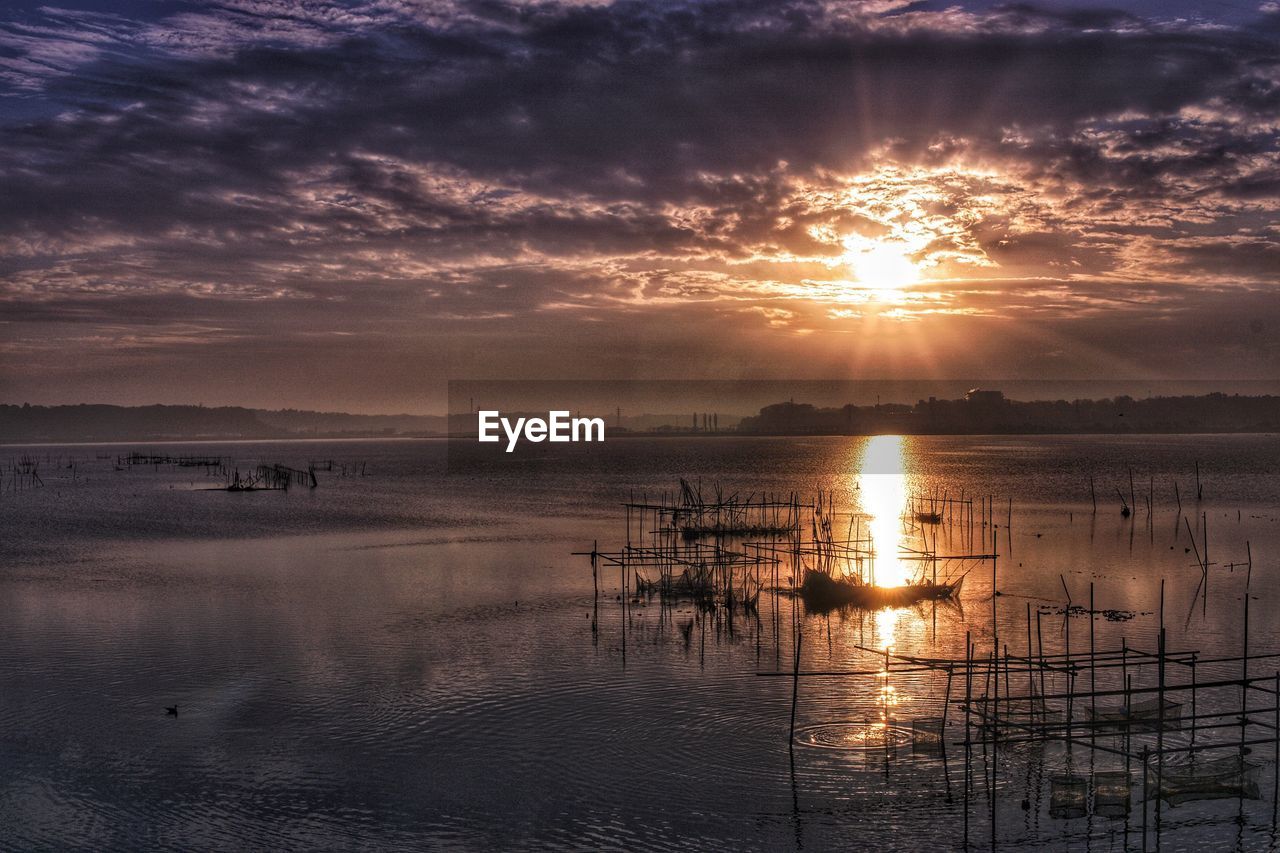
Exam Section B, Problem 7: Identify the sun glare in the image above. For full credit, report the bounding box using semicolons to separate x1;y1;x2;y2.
843;241;919;302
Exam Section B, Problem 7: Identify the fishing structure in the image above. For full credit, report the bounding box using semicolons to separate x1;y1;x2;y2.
579;480;989;614
762;479;1277;852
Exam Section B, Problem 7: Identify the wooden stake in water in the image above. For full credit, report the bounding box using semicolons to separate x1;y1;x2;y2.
789;630;802;751
591;540;599;638
1036;610;1046;713
1159;577;1165;632
1242;559;1251;754
964;634;972;846
1090;582;1097;740
1273;670;1279;822
991;525;998;743
1156;627;1166;834
942;664;954;742
1203;512;1209;576
964;630;973;741
1142;745;1150;850
1026;603;1036;723
1190;654;1197;748
621;558;627;664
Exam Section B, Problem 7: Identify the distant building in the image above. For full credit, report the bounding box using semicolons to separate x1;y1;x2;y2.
965;388;1005;406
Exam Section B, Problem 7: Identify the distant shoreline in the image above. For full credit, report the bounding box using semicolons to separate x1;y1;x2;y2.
6;392;1280;444
3;430;1277;448
0;435;449;448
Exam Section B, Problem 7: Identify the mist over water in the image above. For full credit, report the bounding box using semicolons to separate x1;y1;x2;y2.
2;435;1279;850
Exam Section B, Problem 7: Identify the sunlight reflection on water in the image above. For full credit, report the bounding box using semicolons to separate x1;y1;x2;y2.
857;435;910;588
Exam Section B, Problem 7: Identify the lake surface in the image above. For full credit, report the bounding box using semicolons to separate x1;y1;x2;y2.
3;434;1280;851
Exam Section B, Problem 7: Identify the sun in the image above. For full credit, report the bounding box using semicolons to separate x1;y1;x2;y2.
843;241;919;301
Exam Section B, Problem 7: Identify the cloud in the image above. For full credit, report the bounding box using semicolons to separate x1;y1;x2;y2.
0;0;1278;408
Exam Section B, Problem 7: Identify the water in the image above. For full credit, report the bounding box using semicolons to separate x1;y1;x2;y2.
2;435;1279;850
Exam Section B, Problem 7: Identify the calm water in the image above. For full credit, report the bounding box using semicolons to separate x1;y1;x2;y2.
2;435;1280;850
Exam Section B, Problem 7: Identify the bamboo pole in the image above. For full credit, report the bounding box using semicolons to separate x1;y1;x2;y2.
1142;745;1150;850
789;630;802;751
1026;603;1036;724
991;524;998;743
1037;609;1047;714
1090;582;1097;741
1156;627;1166;833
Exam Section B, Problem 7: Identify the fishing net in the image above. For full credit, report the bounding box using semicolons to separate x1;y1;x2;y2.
1087;697;1182;733
910;716;945;750
1092;771;1131;818
1049;775;1088;819
1145;753;1261;805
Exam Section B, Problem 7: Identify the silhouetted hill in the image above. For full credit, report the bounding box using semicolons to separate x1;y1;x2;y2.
0;404;445;443
255;409;446;436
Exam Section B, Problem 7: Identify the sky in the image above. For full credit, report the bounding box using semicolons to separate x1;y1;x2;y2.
1;0;1278;413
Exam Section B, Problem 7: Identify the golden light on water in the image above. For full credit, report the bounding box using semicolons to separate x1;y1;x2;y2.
875;608;900;652
857;435;910;588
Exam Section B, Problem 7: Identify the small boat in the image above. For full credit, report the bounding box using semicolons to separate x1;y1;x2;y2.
800;569;962;612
